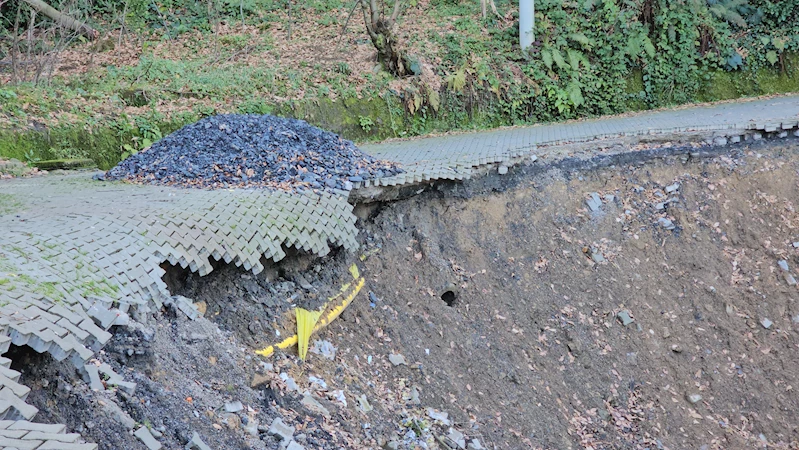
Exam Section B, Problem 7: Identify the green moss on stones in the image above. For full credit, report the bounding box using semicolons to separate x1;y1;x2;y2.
0;194;22;216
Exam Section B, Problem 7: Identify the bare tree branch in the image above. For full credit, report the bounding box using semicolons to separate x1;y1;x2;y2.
11;1;22;83
388;0;403;28
480;0;500;19
369;0;378;28
359;0;377;40
21;0;98;39
338;0;360;46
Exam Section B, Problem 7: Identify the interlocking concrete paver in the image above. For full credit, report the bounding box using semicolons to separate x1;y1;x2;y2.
363;95;799;187
0;436;42;449
37;441;98;449
7;422;65;433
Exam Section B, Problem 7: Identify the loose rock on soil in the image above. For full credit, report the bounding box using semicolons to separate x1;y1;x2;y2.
104;114;402;191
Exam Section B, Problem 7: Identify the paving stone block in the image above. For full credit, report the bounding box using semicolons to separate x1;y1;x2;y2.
112;380;137;394
0;336;11;354
86;304;119;330
0;387;38;420
38;441;98;450
95;364;122;385
0;436;42;449
8;328;32;348
20;306;59;324
84;365;104;391
0;375;31;400
22;431;80;442
27;329;57;354
0;428;28;438
78;319;112;347
268;417;294;442
0;367;21;383
63;335;93;361
134;426;162;450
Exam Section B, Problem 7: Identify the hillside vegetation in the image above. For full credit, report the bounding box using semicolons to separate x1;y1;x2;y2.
0;0;798;164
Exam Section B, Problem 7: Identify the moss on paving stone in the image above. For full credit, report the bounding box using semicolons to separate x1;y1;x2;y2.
0;194;22;215
1;62;798;169
78;279;120;298
16;274;64;301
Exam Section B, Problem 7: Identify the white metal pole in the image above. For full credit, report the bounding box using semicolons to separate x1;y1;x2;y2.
519;0;534;51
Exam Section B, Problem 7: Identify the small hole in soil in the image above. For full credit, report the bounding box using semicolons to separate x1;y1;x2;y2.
441;290;457;306
6;344;49;373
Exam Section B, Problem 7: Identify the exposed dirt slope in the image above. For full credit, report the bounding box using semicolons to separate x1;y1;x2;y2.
15;138;799;450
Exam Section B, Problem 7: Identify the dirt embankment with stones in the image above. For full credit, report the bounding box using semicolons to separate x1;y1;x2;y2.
14;138;799;450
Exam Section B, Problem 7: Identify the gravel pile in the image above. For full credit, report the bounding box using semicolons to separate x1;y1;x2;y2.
105;114;402;191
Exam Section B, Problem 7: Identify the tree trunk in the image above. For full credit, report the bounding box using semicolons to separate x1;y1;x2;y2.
370;22;408;76
359;0;410;77
20;0;98;39
481;0;499;18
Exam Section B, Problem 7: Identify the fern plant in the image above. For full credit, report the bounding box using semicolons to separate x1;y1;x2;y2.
699;0;749;27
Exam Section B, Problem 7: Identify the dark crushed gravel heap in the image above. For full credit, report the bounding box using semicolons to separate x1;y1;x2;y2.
104;114;402;191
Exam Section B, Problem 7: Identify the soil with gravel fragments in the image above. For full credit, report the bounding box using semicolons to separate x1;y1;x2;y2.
104;114;402;191
20;138;799;450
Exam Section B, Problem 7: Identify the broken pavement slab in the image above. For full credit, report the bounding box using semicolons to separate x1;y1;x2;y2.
427;408;451;426
185;431;212;450
586;192;602;212
617;310;634;326
388;353;407;366
134;426;162;450
268;417;294;442
445;428;466;449
84;365;104;391
686;393;703;404
224;401;244;413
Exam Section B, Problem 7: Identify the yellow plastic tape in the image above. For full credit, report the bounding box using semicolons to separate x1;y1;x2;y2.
359;248;381;261
255;264;365;358
349;263;360;280
296;308;322;360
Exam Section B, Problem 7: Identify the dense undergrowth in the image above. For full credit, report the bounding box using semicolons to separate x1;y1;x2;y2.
0;0;798;166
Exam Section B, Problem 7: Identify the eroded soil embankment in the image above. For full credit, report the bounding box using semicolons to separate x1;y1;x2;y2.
334;139;799;449
16;139;799;450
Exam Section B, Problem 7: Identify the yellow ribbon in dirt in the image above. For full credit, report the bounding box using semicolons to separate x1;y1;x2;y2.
295;308;322;360
255;263;365;358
